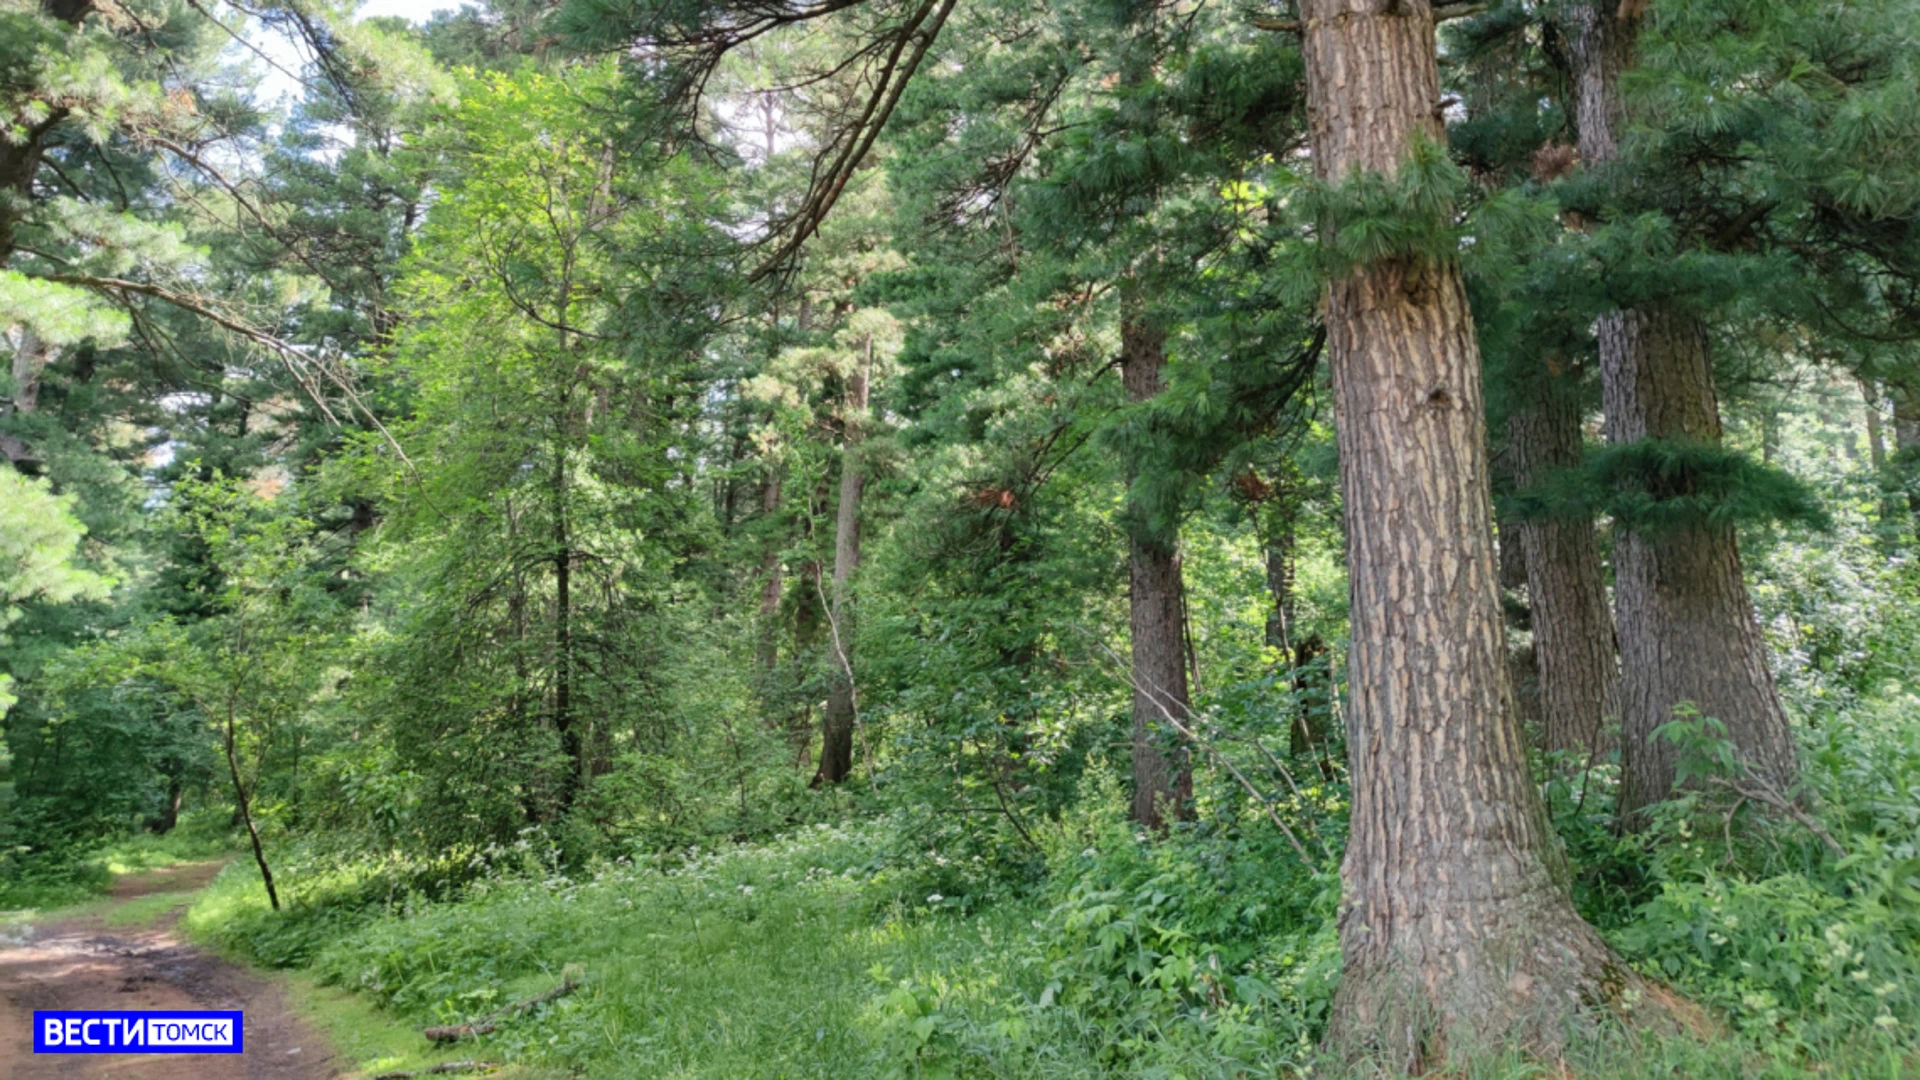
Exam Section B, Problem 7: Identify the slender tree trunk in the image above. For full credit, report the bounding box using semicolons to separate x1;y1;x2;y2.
1262;468;1331;765
224;704;279;912
1120;316;1192;830
1564;2;1796;823
1263;484;1298;659
814;341;871;786
1891;380;1920;520
1301;1;1644;1062
1507;369;1620;755
756;471;785;673
2;330;51;470
1493;451;1544;739
1863;379;1887;472
553;450;581;810
1860;378;1899;535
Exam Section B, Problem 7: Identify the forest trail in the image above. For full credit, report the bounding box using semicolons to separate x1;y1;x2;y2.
0;861;338;1078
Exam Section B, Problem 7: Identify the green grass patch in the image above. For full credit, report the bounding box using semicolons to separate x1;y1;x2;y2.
0;808;241;912
182;822;1040;1079
101;889;197;928
275;969;559;1080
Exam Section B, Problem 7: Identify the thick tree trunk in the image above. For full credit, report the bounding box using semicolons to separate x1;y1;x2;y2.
1302;1;1640;1063
146;767;184;834
1565;2;1797;822
1507;370;1619;756
1121;316;1192;830
1599;313;1797;820
790;558;825;769
814;342;870;787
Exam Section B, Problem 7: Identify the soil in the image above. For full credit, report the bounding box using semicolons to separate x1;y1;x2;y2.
0;860;339;1079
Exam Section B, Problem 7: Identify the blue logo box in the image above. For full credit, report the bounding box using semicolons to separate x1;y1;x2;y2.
34;1010;244;1054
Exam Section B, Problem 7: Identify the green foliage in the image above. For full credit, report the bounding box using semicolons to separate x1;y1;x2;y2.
0;468;109;650
0;806;235;911
1598;708;1920;1063
1508;437;1832;534
186;819;1037;1078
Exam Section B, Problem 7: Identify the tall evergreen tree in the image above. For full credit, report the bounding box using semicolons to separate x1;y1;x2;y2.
1558;0;1797;819
1295;0;1661;1060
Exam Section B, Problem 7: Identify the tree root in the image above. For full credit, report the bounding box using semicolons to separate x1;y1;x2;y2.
1324;911;1716;1072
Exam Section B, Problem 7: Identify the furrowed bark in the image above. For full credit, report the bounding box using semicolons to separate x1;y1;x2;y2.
1121;316;1193;830
1507;368;1619;756
1565;1;1797;823
1301;0;1649;1063
1597;312;1797;821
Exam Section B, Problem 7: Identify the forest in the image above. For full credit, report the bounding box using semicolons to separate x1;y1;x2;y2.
2;0;1919;1075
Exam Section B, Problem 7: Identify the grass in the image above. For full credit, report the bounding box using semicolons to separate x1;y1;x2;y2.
0;807;241;912
101;888;201;927
275;969;559;1080
182;822;1039;1079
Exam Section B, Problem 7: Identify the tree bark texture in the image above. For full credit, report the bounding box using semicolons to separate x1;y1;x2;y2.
815;343;870;786
1121;316;1192;830
1597;311;1797;821
1506;370;1619;756
1565;2;1797;821
1301;0;1637;1063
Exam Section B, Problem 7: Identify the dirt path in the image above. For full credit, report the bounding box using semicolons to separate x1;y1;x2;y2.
0;861;339;1079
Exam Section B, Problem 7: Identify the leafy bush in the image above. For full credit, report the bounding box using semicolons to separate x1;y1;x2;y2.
868;766;1344;1079
1601;708;1920;1063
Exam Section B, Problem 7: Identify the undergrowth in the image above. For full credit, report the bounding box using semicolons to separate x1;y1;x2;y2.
0;807;237;910
172;700;1920;1079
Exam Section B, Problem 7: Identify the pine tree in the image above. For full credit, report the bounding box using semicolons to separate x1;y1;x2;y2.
1296;0;1666;1060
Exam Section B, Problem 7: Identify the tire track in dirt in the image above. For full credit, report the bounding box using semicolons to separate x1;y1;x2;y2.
0;861;338;1078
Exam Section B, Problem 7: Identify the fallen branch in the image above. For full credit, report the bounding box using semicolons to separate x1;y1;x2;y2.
422;977;581;1044
373;1063;503;1079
